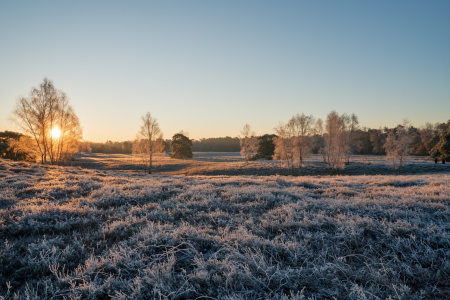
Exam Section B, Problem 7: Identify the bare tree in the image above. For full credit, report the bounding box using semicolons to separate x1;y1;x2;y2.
384;120;413;174
323;111;353;173
314;118;324;136
323;111;343;172
312;118;326;160
273;123;295;175
11;78;82;164
134;112;164;174
288;113;315;175
346;113;360;164
132;138;148;172
239;124;258;162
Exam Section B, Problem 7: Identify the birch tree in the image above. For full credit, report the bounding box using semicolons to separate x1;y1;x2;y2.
383;120;413;174
11;78;82;164
132;138;149;172
288;113;315;175
346;113;360;164
323;111;353;173
134;112;164;174
239;124;258;162
273;123;295;175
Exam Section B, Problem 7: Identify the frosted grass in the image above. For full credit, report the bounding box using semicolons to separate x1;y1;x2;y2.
1;159;450;299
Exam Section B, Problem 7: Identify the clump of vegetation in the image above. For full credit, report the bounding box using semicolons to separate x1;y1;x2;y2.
171;133;193;159
431;119;450;161
384;120;413;174
1;159;449;299
255;134;276;160
0;131;36;161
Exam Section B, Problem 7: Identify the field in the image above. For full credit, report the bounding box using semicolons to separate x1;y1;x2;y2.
1;158;450;299
73;152;449;176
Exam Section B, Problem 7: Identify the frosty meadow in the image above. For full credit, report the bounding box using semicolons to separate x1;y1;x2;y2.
1;159;450;299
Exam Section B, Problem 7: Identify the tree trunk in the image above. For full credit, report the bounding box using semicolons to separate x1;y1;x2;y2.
148;152;152;174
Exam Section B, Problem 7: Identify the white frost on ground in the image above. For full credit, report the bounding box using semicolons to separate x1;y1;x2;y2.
0;159;450;299
74;153;450;176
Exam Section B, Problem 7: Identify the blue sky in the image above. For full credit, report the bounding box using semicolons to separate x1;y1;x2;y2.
1;1;449;141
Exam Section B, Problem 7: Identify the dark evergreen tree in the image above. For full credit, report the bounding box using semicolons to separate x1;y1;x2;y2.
171;133;193;159
255;134;276;160
430;120;450;160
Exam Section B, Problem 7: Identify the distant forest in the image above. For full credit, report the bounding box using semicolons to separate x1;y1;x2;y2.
83;137;241;154
192;137;240;152
81;122;445;156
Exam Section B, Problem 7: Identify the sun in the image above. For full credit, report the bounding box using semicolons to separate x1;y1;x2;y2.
52;128;61;138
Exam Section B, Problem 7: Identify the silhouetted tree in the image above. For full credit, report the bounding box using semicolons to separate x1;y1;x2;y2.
430;120;450;160
11;78;82;164
171;133;193;159
255;134;276;160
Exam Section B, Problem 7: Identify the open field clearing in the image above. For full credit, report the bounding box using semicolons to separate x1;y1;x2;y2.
1;159;450;299
74;153;450;176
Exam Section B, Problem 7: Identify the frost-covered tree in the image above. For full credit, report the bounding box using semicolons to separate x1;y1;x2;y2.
322;111;360;173
6;135;37;161
384;120;413;174
239;124;258;162
323;111;347;172
288;113;315;175
134;112;164;174
11;78;82;164
314;118;324;136
273;123;296;175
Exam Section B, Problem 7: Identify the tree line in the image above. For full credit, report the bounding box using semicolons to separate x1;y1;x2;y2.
240;112;450;175
3;78;449;174
84;137;240;154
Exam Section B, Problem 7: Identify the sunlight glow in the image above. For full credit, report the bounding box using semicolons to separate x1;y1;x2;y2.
52;128;61;138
